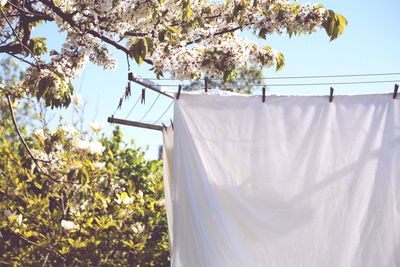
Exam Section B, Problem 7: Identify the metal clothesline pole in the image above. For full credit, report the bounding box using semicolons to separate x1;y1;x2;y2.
128;72;174;99
108;116;164;132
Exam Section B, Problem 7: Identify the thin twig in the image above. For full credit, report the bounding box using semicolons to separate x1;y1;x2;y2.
5;95;87;185
18;235;66;262
41;253;49;267
6;95;50;164
6;0;53;19
6;51;39;68
38;0;131;55
0;9;42;66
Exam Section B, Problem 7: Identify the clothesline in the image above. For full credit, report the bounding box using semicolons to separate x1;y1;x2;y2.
138;72;400;81
109;72;399;132
159;80;399;87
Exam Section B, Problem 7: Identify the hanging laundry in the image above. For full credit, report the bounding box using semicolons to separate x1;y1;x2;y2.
163;93;400;267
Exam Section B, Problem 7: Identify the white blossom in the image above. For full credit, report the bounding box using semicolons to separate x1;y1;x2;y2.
90;122;103;133
61;220;79;230
16;0;344;105
80;200;89;210
76;139;90;152
132;222;145;234
58;126;78;137
122;196;134;205
75;139;105;154
88;140;105;154
72;94;83;105
17;214;23;225
115;192;134;205
33;129;45;139
138;190;144;199
158;199;166;207
94;162;106;169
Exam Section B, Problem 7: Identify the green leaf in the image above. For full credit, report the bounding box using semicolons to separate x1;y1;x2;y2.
182;0;192;20
33;181;42;190
166;26;180;33
60;246;70;255
258;28;268;39
223;69;237;82
323;11;347;41
275;52;285;71
67;238;75;246
144;37;154;53
131;40;145;65
158;30;166;42
122;240;135;249
29;37;48;56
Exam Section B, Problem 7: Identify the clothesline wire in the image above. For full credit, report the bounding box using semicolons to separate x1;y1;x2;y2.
138;72;400;81
125;94;142;119
153;100;174;125
139;93;161;122
112;74;399;127
158;80;399;88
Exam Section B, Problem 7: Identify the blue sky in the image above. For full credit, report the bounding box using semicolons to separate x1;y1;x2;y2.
32;0;400;159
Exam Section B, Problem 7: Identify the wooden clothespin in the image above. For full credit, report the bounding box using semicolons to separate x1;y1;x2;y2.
393;84;399;99
329;87;334;103
262;87;266;103
176;84;182;99
205;77;209;93
141;88;146;104
118;97;123;109
124;82;131;100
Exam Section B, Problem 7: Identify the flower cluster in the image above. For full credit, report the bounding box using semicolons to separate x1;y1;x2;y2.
75;139;105;154
1;0;345;106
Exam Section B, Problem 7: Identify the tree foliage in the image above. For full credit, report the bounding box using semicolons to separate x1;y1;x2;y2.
0;66;169;265
0;0;346;107
184;64;266;94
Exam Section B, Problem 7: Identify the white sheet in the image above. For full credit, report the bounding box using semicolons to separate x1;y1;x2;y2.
163;93;400;267
162;126;174;250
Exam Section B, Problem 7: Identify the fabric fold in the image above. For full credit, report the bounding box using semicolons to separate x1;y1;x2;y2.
163;93;400;267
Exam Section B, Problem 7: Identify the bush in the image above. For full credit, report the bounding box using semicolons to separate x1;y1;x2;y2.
0;104;169;266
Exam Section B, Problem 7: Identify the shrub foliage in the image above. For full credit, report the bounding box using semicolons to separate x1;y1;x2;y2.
0;111;169;266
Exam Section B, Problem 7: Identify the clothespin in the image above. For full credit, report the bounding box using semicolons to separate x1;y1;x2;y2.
141;88;146;104
393;84;399;99
128;72;133;81
176;84;182;99
205;77;209;93
170;119;174;130
329;87;334;103
117;97;123;109
262;87;266;103
162;123;167;130
124;82;131;99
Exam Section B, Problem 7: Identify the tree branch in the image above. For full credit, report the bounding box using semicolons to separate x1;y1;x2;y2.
186;26;242;45
6;51;39;68
0;8;41;64
6;95;50;164
5;94;88;185
38;0;132;55
0;43;24;53
6;0;54;21
0;9;27;55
